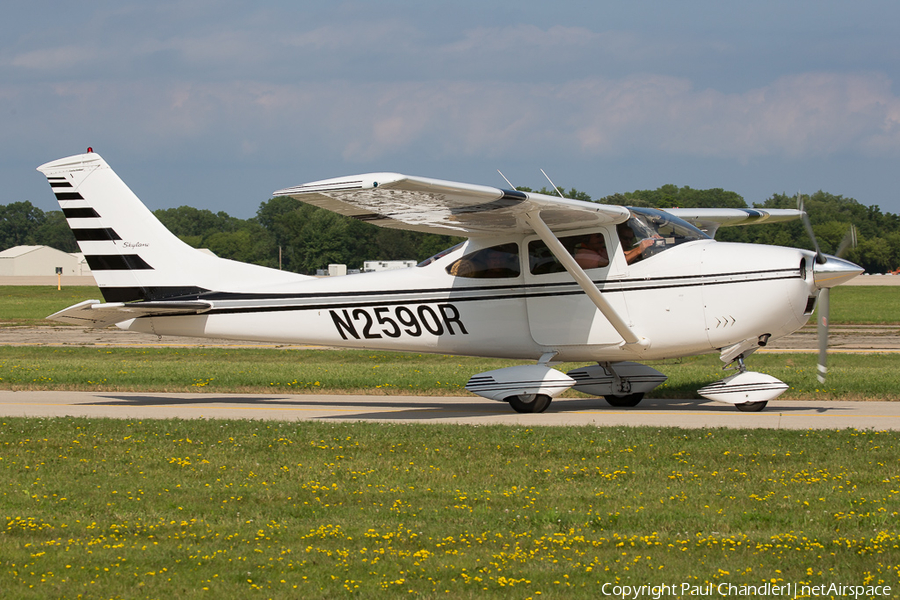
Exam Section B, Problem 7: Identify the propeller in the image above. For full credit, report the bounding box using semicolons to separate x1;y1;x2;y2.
797;193;826;265
798;192;860;383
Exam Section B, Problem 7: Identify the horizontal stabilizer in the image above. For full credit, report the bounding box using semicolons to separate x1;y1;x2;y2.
48;299;213;328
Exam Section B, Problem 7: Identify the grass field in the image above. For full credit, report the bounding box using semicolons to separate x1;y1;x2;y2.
1;284;899;326
0;286;101;327
1;285;899;598
2;419;897;598
1;346;900;400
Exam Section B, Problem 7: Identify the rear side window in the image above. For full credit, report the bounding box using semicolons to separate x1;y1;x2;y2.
529;232;610;275
446;242;520;278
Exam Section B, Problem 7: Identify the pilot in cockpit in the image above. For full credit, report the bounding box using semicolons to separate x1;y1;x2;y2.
617;222;656;264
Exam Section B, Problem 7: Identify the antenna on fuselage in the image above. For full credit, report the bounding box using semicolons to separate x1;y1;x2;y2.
497;169;517;190
540;168;565;199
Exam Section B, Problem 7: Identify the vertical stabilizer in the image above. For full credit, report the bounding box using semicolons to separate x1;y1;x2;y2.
37;152;309;302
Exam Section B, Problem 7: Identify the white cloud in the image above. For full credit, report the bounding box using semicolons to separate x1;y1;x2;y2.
9;46;101;70
563;72;900;161
8;70;898;166
443;24;600;54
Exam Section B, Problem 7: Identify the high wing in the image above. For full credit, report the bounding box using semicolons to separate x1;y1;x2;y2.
662;208;802;237
275;173;642;347
274;173;631;236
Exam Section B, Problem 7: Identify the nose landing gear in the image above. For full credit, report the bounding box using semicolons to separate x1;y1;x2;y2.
698;352;787;412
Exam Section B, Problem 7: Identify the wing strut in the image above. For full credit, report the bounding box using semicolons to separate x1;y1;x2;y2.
523;211;649;349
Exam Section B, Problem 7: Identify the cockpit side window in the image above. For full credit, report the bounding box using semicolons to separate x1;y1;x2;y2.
446;242;520;278
618;207;710;264
528;232;610;275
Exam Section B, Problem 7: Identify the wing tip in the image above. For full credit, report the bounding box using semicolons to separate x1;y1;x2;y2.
273;172;406;197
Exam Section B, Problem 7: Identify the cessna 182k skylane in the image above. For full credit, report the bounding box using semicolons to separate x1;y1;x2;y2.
40;151;863;413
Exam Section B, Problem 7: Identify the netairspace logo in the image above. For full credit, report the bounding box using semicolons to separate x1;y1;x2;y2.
600;582;892;599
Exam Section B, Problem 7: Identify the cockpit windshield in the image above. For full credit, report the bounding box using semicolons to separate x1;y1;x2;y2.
618;207;710;264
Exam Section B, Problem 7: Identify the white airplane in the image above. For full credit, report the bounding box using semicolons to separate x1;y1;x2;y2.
39;151;862;413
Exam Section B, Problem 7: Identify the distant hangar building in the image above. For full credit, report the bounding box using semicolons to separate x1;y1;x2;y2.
0;245;91;277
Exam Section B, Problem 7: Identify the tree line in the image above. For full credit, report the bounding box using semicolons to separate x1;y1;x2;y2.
3;185;898;274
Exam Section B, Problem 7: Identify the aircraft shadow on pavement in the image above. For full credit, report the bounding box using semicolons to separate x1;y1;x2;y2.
87;394;494;411
86;394;505;421
81;394;839;420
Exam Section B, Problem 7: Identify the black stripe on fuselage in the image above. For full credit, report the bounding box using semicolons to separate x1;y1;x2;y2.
140;267;799;302
116;267;802;317
100;286;211;303
85;255;153;271
72;228;122;241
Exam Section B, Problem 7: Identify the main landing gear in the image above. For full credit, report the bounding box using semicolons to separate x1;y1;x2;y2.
465;361;667;414
603;393;645;407
507;393;553;413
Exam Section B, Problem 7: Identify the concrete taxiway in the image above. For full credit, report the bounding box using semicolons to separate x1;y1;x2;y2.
1;390;898;430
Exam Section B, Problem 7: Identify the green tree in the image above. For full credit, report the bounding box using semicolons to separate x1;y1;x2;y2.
34;210;78;253
0;201;45;249
599;185;745;209
154;206;243;240
204;226;277;267
517;186;593;202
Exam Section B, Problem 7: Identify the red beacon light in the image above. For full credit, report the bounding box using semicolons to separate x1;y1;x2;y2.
86;147;93;153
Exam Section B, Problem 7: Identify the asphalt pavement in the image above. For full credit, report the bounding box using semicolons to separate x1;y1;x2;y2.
1;390;899;430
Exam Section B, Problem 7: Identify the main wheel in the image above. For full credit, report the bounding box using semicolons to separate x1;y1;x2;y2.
604;393;644;407
507;394;552;413
735;401;767;412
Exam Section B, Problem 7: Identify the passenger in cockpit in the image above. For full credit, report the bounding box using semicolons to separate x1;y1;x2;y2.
479;249;517;278
574;232;610;269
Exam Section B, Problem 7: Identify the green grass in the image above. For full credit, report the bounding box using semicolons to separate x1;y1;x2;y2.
825;286;900;323
1;285;898;326
1;346;899;400
2;285;899;598
0;286;101;326
1;419;897;598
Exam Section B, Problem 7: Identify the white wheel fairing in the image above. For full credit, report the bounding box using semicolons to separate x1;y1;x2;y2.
697;371;788;405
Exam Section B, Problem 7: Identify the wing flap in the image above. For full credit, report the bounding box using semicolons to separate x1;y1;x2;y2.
48;299;213;328
275;173;630;236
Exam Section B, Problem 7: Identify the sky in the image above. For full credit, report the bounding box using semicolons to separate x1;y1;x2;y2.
3;1;900;218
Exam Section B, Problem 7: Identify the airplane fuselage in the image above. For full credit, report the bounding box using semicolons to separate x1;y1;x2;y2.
125;232;816;363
